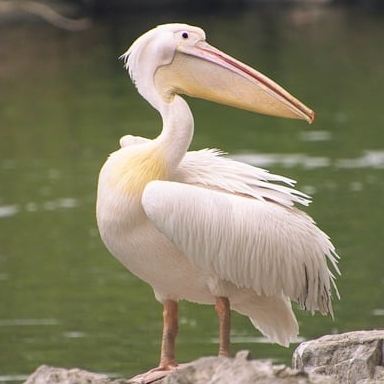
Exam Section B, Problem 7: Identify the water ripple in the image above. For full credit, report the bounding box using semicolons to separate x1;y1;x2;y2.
233;153;330;169
0;318;60;326
233;149;384;170
0;205;20;218
0;375;29;383
299;130;333;142
336;150;384;169
0;198;79;219
210;335;306;344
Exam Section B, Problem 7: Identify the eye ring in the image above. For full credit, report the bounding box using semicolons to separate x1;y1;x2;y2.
181;32;189;39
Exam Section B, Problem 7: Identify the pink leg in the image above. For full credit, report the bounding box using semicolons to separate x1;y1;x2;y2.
129;300;179;383
159;299;178;368
215;296;231;357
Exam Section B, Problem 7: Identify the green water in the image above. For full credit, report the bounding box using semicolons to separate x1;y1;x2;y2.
1;4;384;381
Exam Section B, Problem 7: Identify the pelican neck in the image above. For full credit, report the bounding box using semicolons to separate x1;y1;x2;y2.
154;95;194;171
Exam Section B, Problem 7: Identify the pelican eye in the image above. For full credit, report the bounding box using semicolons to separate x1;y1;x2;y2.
181;32;189;39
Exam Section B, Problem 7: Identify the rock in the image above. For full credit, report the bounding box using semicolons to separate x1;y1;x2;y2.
24;351;335;384
292;330;384;384
163;350;336;383
24;330;384;384
23;365;130;384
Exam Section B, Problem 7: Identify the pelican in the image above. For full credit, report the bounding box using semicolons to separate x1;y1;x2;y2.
96;23;340;383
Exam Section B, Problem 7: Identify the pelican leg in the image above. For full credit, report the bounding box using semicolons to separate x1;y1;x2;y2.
129;300;179;384
159;299;179;368
215;296;231;357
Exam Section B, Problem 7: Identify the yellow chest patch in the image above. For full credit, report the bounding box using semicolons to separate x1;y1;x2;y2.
107;145;168;198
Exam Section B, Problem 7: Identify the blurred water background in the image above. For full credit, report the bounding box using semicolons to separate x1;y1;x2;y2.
0;1;383;381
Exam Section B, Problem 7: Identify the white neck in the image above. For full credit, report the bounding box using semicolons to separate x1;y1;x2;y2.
154;95;194;170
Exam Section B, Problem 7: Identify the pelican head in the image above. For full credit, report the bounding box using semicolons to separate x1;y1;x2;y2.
121;23;315;123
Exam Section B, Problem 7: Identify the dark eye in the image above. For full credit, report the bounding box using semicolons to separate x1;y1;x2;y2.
181;32;189;39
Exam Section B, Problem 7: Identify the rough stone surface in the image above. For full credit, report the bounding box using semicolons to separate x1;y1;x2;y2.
23;331;384;384
163;350;336;383
24;365;110;384
23;365;131;384
23;351;335;384
292;330;384;384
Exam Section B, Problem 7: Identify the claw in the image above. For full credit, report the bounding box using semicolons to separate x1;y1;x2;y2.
128;363;190;384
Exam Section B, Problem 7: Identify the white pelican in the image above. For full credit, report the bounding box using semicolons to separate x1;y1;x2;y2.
96;23;340;383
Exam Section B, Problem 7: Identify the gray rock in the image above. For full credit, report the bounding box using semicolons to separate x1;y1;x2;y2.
164;350;336;383
25;330;384;384
23;351;335;384
23;365;131;384
292;330;384;384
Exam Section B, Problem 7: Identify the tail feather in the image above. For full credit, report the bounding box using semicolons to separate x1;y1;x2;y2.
232;292;299;347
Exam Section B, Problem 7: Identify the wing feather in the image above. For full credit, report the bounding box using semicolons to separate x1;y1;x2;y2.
174;149;310;207
142;180;339;316
120;136;310;208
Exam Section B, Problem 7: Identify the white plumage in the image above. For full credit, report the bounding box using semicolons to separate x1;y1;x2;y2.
96;23;339;382
143;180;338;313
